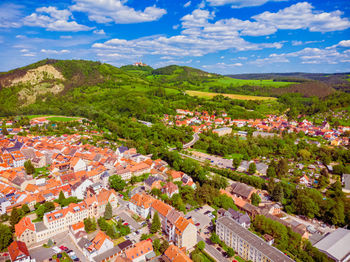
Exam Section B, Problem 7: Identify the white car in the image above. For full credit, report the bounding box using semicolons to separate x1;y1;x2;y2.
52;247;61;254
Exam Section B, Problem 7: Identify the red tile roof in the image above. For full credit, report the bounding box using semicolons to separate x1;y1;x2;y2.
8;241;30;261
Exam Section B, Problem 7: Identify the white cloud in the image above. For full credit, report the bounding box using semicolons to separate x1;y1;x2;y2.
20;49;29;52
60;35;73;39
253;2;350;32
0;3;23;28
292;40;324;46
335;40;350;48
292;40;303;46
23;6;93;32
41;49;70;54
202;62;243;70
70;0;166;24
184;1;191;8
22;52;36;57
93;8;283;62
173;24;180;30
252;45;350;66
207;0;287;8
251;53;289;65
93;29;106;35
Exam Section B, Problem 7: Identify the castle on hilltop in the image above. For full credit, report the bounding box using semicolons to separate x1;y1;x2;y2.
133;61;147;67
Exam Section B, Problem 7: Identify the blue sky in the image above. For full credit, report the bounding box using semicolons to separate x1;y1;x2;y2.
0;0;349;74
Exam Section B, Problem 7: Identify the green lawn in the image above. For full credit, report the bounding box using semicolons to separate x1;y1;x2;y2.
186;90;276;101
26;115;51;119
47;116;81;122
234;255;246;262
216;77;295;88
191;250;215;262
25;115;81;122
225;153;243;159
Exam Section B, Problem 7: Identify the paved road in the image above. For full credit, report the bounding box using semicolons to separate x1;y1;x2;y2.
183;133;199;149
282;211;335;235
29;246;56;262
197;235;229;262
30;231;88;262
118;212;141;230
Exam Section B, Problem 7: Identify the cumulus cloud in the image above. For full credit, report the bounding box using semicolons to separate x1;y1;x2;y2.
23;6;93;31
0;3;23;28
41;49;70;54
253;2;350;32
93;29;106;35
252;45;350;66
70;0;166;24
207;0;287;8
251;53;290;65
184;1;192;8
93;8;282;62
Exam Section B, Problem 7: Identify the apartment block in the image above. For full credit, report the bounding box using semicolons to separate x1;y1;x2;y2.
216;216;294;262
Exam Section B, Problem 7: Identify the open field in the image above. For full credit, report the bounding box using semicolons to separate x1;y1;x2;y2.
186;90;277;101
217;77;295;88
29;115;82;122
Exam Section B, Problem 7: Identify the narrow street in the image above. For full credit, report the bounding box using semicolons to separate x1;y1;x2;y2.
197;235;230;262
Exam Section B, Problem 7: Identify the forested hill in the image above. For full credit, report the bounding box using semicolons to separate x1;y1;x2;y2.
227;72;350;92
0;59;349;123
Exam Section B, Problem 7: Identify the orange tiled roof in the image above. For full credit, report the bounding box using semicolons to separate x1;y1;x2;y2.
125;240;153;260
15;217;35;238
88;231;111;251
151;199;172;217
164;244;192;262
8;241;29;261
175;216;190;235
71;221;85;231
130;193;154;209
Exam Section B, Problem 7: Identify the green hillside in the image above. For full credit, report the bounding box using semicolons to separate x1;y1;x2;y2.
0;59;348;126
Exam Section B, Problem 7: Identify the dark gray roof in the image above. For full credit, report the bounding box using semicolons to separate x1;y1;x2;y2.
12;176;25;186
167;209;182;224
226;208;241;219
35;221;48;232
93;246;121;262
118;146;128;154
231;182;255;199
343;174;350;190
4;141;23;152
117;240;133;250
238;214;251;225
21;148;36;159
144;176;160;187
314;228;350;261
77;237;90;249
217;216;294;262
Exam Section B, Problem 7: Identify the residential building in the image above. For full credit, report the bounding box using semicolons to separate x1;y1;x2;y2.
314;228;350;262
161;182;179;198
8;241;35;262
299;175;310;186
71;179;94;199
224;208;251;228
0;197;11;214
213;127;232;136
129;193;154;218
342;174;350;191
163;244;192;262
15;217;36;246
216;216;294;262
84;231;115;261
124;240;155;262
231;182;256;201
